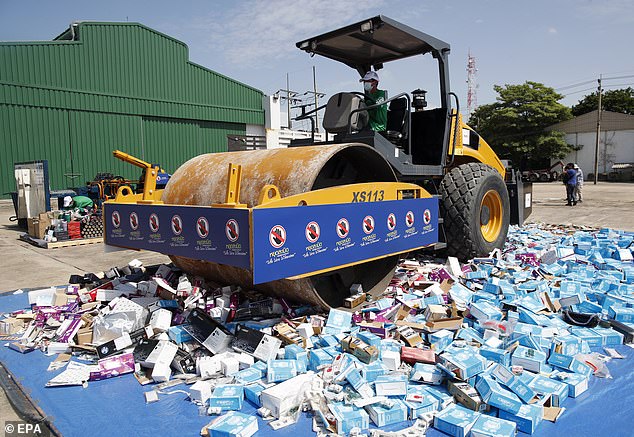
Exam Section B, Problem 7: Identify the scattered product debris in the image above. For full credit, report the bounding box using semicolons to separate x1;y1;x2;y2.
1;224;632;436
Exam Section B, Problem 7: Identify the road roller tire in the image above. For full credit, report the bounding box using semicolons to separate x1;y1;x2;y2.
439;163;510;260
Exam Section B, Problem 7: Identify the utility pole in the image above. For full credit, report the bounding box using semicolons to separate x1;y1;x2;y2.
313;66;319;132
593;75;602;184
286;73;291;129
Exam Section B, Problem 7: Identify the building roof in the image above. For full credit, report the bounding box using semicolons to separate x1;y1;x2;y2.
546;111;634;134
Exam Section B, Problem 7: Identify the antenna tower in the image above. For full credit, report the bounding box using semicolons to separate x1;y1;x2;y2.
466;50;478;117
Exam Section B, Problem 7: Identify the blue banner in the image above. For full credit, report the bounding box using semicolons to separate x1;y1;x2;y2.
103;203;251;269
251;198;438;284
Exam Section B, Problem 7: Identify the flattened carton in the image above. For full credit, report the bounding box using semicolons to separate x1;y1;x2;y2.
471;415;517;437
498;403;543;435
433;403;480;437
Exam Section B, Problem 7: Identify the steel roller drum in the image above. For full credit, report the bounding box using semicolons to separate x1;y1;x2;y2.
162;143;399;309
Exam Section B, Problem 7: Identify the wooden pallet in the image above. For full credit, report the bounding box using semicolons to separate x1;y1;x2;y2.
20;234;103;249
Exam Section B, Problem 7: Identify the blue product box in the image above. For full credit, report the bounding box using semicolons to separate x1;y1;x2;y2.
490;364;536;403
209;385;244;411
479;346;511;367
550;335;583;356
405;384;439;419
345;368;374;398
365;398;408;427
575;300;603;314
362;361;387;383
167;325;193;344
410;363;445;385
471;415;517;437
439;348;487;380
243;382;266;406
527;375;568;407
266;359;297;383
424;294;445;306
469;301;503;321
608;306;634;323
433;403;481;437
252;360;267;374
450;283;475;305
498;403;543;434
374;373;408;397
551;371;589;398
329;402;370;434
430;329;454;353
320;335;340;347
234;367;264;385
475;376;522;414
426;385;455;410
380;339;403;354
570;327;603;347
207;411;258;437
325;309;352;334
457;327;485;345
309;348;332;371
511;345;547;373
357;330;382;351
547;352;593;376
591;327;624;346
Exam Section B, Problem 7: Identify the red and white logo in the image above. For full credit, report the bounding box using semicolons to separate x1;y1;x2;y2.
269;225;286;248
149;213;160;233
363;215;375;234
305;221;320;243
405;211;415;227
171;215;182;235
423;209;432;225
387;213;396;231
129;212;139;230
226;219;239;242
111;211;121;229
196;217;209;239
336;218;350;238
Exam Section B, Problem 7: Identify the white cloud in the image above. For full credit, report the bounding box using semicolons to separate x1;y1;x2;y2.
196;0;385;66
548;27;558;34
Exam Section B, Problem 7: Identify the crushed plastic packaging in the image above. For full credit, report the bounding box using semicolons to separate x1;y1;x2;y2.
0;223;632;436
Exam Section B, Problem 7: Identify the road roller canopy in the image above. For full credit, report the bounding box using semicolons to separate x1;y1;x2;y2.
296;15;450;75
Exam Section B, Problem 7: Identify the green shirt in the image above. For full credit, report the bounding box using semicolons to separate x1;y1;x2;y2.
71;195;94;209
364;89;387;132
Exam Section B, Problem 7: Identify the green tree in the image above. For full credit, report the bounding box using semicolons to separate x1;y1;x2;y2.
572;87;634;116
468;81;572;169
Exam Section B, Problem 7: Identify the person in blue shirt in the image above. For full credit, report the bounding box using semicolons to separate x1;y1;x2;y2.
563;163;578;206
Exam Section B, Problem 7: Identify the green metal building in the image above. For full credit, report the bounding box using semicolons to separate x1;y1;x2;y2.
0;21;264;198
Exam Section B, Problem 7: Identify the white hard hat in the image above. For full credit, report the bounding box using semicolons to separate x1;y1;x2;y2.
360;71;379;82
63;196;73;207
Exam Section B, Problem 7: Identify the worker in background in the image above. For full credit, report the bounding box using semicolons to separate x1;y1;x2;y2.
360;71;387;132
574;164;584;203
63;195;94;210
563;163;577;206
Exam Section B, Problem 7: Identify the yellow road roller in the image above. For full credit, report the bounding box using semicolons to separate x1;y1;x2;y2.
103;16;531;309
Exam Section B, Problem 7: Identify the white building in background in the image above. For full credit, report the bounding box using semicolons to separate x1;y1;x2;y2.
548;111;634;179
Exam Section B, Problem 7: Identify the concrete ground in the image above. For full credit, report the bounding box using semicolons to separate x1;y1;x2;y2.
0;181;632;424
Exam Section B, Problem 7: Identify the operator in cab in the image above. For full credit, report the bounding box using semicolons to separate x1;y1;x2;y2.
360;71;387;132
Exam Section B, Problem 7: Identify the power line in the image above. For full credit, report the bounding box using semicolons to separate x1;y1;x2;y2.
562;82;634;97
556;75;634;92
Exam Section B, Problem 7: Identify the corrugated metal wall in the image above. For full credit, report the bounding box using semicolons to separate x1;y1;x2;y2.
0;22;264;197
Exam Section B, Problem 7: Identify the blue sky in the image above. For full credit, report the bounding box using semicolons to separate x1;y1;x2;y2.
1;0;634;119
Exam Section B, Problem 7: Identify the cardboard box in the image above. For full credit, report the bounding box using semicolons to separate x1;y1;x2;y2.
184;308;233;354
329;402;370;434
341;335;379;364
410;363;444;385
552;370;589;397
190;380;213;403
28;216;50;239
511;345;547;373
404;384;439;419
231;324;282;362
362;361;387;383
207;411;258;437
345;367;375;398
209;385;244;411
374;373;408;396
527;375;568;407
430;329;454;353
266;359;297;383
401;346;436;365
244;382;267;406
475;375;522;414
364;398;408;427
433;403;480;437
471;415;517;437
498;403;543;434
448;380;487;412
547;352;593;376
439;348;487;380
260;373;314;418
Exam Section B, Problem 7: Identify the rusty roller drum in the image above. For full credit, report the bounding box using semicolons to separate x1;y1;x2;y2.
162;143;398;309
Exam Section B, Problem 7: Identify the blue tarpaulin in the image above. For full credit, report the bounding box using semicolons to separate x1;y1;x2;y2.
1;290;633;437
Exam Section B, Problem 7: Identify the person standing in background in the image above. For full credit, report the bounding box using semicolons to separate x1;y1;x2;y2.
563;163;578;206
574;164;583;203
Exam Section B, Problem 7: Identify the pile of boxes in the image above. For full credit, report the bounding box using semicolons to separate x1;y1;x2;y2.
1;224;633;437
26;210;102;242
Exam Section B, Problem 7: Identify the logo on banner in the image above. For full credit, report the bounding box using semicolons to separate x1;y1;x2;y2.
226;219;239;242
171;215;183;235
362;215;375;234
149;213;160;233
423;209;432;225
111;211;121;228
196;217;209;239
405;211;415;227
269;225;286;248
336;218;350;238
305;221;320;243
129;212;139;230
387;213;396;231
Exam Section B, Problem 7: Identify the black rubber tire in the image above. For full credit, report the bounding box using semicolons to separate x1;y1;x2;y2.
539;173;550;182
439;163;510;260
